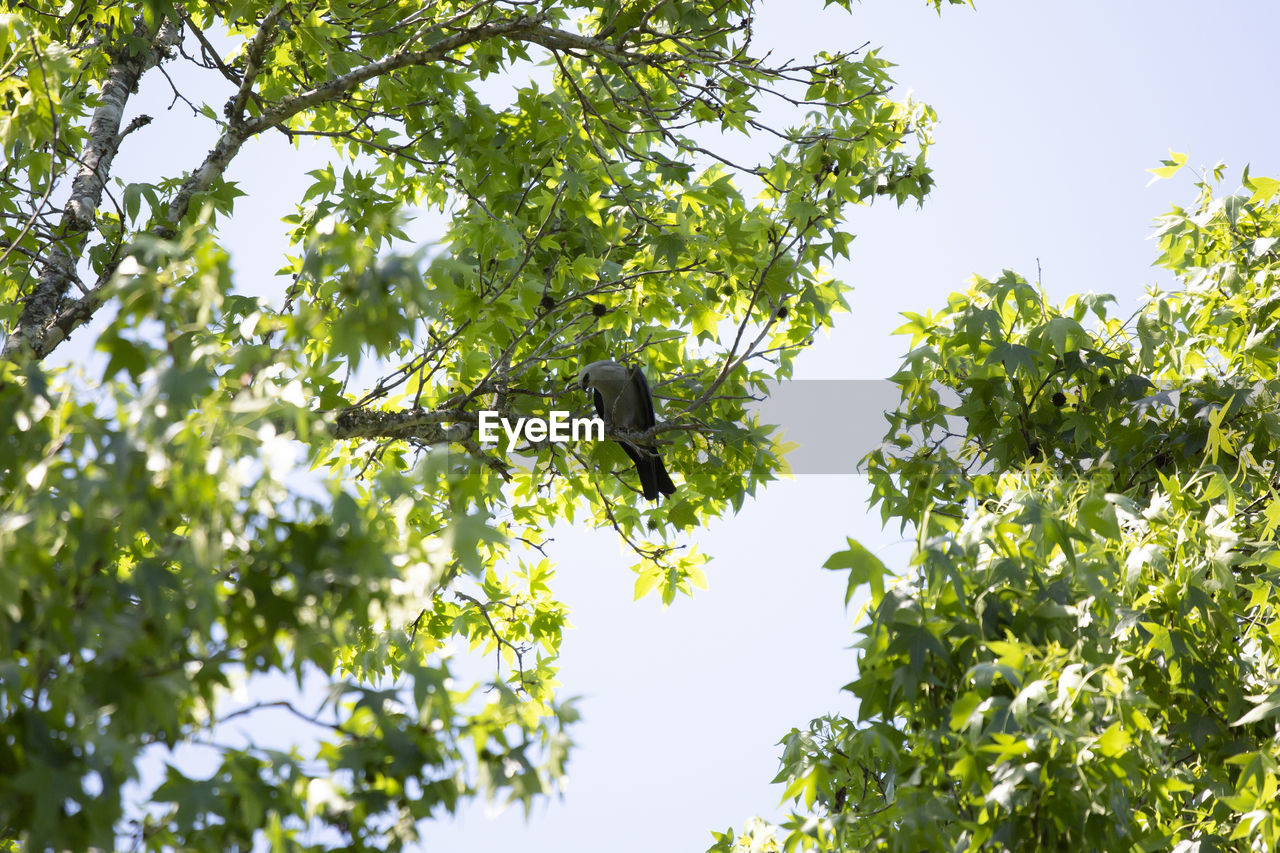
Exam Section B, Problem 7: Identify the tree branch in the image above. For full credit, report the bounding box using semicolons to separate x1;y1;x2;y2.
227;4;285;126
4;16;181;360
330;406;477;442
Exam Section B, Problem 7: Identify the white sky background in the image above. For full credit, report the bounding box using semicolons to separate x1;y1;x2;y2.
96;1;1280;850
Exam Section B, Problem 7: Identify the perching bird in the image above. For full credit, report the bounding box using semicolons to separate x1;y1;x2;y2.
578;359;677;501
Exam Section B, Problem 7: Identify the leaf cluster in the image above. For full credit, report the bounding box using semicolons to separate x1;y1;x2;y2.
1;0;935;847
722;169;1280;851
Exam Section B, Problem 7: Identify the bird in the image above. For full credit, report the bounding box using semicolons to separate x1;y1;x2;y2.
577;359;677;501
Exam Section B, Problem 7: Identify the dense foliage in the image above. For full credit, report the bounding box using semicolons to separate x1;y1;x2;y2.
721;164;1280;850
0;0;937;848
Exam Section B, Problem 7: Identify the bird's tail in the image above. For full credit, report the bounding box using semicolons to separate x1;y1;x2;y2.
651;456;676;499
619;442;676;501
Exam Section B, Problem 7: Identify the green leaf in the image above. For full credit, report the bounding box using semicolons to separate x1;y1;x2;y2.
1146;150;1188;182
634;568;660;601
1245;174;1280;203
823;537;887;603
1232;689;1280;726
1095;722;1131;757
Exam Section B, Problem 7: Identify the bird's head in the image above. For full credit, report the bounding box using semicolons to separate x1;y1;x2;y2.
577;359;626;393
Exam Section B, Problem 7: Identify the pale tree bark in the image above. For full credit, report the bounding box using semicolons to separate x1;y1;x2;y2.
4;18;181;360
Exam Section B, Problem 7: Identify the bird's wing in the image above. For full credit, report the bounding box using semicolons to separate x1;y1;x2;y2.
591;388;606;420
629;365;657;430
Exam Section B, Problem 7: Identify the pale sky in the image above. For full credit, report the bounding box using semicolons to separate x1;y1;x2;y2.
99;1;1280;850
